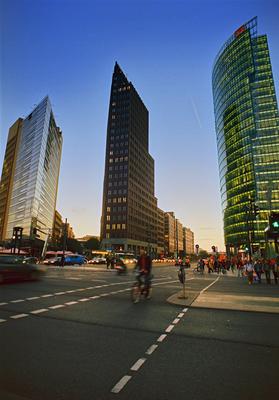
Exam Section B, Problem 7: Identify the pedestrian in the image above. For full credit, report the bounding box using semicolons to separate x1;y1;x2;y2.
213;259;218;273
231;259;236;274
110;257;115;269
254;259;263;283
244;260;254;285
270;259;278;284
263;259;271;284
106;256;111;269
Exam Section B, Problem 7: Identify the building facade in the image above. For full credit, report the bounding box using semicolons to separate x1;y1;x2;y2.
212;17;279;252
157;207;165;256
100;63;158;255
1;97;63;241
175;218;183;255
164;212;176;256
0;118;23;241
183;227;194;255
52;210;63;243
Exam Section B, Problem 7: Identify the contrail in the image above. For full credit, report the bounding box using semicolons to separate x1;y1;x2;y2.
191;98;202;129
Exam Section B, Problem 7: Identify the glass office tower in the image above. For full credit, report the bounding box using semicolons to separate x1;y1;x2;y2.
212;17;279;252
2;96;63;241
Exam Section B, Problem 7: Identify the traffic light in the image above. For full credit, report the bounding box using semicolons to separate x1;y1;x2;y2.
270;212;279;234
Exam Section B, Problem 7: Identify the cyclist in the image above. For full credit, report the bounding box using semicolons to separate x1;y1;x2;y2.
134;249;152;300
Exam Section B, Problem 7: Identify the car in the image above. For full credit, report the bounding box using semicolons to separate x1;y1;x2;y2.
44;255;87;266
43;257;62;265
0;255;45;283
64;255;86;265
88;257;107;265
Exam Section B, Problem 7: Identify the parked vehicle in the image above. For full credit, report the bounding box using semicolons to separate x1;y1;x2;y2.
43;255;87;266
88;257;106;265
43;257;62;265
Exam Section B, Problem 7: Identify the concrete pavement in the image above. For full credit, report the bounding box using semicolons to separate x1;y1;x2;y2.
168;271;279;313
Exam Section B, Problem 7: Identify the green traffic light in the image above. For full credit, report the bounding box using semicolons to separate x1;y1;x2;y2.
272;221;279;228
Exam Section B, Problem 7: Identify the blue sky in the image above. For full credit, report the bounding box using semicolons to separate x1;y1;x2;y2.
1;0;278;250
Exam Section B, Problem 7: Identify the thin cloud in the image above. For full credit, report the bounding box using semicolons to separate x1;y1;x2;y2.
191;98;202;129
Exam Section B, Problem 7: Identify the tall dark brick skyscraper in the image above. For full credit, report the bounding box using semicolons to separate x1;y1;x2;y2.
100;63;158;255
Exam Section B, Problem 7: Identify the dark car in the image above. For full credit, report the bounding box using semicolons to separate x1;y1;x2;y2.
0;255;44;284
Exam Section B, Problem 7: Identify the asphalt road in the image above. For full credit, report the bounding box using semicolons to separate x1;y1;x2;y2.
0;265;278;400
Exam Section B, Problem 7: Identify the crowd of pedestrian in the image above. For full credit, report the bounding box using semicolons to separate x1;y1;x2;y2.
197;255;279;285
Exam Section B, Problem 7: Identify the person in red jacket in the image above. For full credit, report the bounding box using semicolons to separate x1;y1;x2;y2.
135;249;152;293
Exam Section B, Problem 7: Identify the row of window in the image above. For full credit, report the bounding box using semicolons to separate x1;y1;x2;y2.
107;197;127;204
109;156;128;163
106;223;126;230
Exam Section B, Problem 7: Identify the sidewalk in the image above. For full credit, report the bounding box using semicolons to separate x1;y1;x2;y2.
168;274;279;314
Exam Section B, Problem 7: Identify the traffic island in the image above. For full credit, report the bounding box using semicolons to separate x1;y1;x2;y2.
167;290;200;307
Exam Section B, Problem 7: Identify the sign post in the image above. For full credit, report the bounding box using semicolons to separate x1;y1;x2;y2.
178;264;188;299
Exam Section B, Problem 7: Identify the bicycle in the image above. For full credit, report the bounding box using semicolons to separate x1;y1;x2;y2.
131;273;152;303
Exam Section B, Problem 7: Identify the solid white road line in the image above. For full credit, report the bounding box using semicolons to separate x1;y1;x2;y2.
157;334;167;342
145;344;158;355
30;308;48;314
10;314;28;319
66;290;75;293
54;292;65;295
200;276;220;294
11;299;25;303
27;297;39;300
0;319;6;323
130;358;146;371
111;375;132;393
78;298;90;302
172;318;180;324
41;294;54;298
49;304;65;309
165;324;175;333
90;295;100;299
65;301;78;305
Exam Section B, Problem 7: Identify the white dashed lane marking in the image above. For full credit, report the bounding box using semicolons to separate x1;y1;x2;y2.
130;358;146;371
0;319;6;323
110;306;190;393
145;344;158;355
10;314;28;319
49;305;65;310
0;277;180;327
30;309;48;314
157;334;167;342
111;375;132;394
0;277;171;307
10;299;24;303
165;324;175;333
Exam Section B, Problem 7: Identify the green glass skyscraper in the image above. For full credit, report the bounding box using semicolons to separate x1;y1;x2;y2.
212;17;279;253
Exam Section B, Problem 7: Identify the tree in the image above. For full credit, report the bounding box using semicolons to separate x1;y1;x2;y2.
66;238;83;254
198;249;209;258
85;237;100;251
